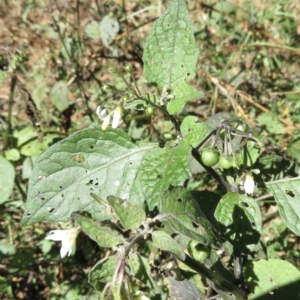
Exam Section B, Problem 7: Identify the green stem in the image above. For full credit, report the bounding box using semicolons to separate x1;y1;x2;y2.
233;248;244;289
246;42;300;54
178;254;247;300
3;75;17;150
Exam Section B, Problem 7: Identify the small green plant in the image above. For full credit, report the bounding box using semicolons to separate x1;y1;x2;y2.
19;0;300;299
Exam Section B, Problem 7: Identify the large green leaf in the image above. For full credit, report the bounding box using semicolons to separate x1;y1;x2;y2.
236;140;260;167
142;0;199;89
167;83;204;115
180;116;212;148
214;192;262;253
139;141;191;210
152;230;185;260
0;156;15;204
85;21;101;41
257;112;286;134
72;213;123;248
99;15;120;48
244;259;300;299
21;127;156;225
128;253;162;295
88;255;118;292
266;177;300;235
107;195;146;230
50;80;69;112
256;155;299;182
159;186;219;245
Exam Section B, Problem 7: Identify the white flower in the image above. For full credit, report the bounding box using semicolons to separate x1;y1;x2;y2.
45;227;81;258
101;114;111;130
244;174;255;195
96;106;108;119
96;105;123;130
111;106;123;129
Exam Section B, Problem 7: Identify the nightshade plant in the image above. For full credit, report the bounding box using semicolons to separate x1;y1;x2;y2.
21;0;300;299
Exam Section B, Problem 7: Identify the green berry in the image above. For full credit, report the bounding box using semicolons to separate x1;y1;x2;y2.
219;155;233;169
201;148;220;167
146;106;155;115
187;240;210;261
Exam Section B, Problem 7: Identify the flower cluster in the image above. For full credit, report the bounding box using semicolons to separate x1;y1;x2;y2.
96;106;123;130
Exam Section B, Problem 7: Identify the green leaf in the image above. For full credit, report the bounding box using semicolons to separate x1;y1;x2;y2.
236;140;260;167
50;81;69;112
88;255;118;292
60;37;73;62
0;156;15;204
85;21;101;40
167;83;204;115
257;155;299;182
31;76;47;110
4;148;20;161
107;195;146;230
14;126;38;146
160;186;219;245
214;192;262;253
124;98;148;111
287;137;300;162
192;191;221;229
152;230;185;260
0;70;7;83
139;141;191;210
214;1;237;13
244;259;300;299
21;127;156;225
257;112;286;134
205;112;231;129
22;157;35;180
20;133;62;157
142;0;199;88
99;15;120;48
72;213;123;247
128;253;162;294
180;116;212;148
266;177;300;236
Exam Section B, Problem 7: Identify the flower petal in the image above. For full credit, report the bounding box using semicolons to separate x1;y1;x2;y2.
96;106;108;120
45;227;81;259
112;107;123;129
45;230;66;241
244;174;255;195
102;114;111;130
60;240;71;258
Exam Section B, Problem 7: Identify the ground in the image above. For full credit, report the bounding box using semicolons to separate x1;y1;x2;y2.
0;0;300;299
